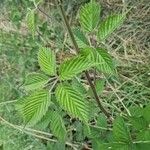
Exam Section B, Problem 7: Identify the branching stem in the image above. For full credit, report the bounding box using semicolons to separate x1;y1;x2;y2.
55;0;112;120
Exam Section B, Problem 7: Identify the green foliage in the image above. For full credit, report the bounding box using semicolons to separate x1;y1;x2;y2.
56;84;89;122
18;90;52;127
35;111;52;129
34;0;43;5
97;114;107;128
81;47;115;74
137;129;150;141
143;103;150;123
129;105;150;130
23;73;49;91
27;9;36;38
88;79;105;97
59;55;94;80
38;47;56;76
50;111;67;141
109;142;132;150
113;116;131;143
129;116;148;130
135;143;150;150
94;108;150;149
47;142;66;150
71;78;87;95
73;27;89;48
79;0;101;32
95;79;105;95
2;0;149;150
98;14;125;41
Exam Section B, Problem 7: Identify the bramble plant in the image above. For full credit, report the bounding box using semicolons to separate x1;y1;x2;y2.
15;0;150;149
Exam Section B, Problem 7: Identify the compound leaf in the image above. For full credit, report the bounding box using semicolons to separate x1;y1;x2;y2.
81;47;114;74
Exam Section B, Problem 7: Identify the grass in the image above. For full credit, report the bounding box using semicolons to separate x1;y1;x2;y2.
0;0;150;149
99;0;150;115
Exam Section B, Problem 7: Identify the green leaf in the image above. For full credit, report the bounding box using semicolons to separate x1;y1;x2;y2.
83;124;101;139
113;116;131;143
23;73;49;91
71;78;87;95
110;142;132;150
0;142;3;150
59;55;94;80
73;121;84;141
129;106;143;117
79;0;101;32
50;111;67;141
98;14;125;41
34;0;43;5
137;129;150;141
134;143;150;150
95;79;105;95
38;47;56;76
26;9;35;38
81;47;114;74
97;114;107;128
143;103;150;123
88;79;105;97
88;101;99;120
55;84;89;122
92;142;132;150
35;111;51;130
92;139;107;150
129;116;148;130
72;27;89;48
47;142;66;150
18;90;52;127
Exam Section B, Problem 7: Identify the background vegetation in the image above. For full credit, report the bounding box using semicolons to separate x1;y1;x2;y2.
0;0;149;149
